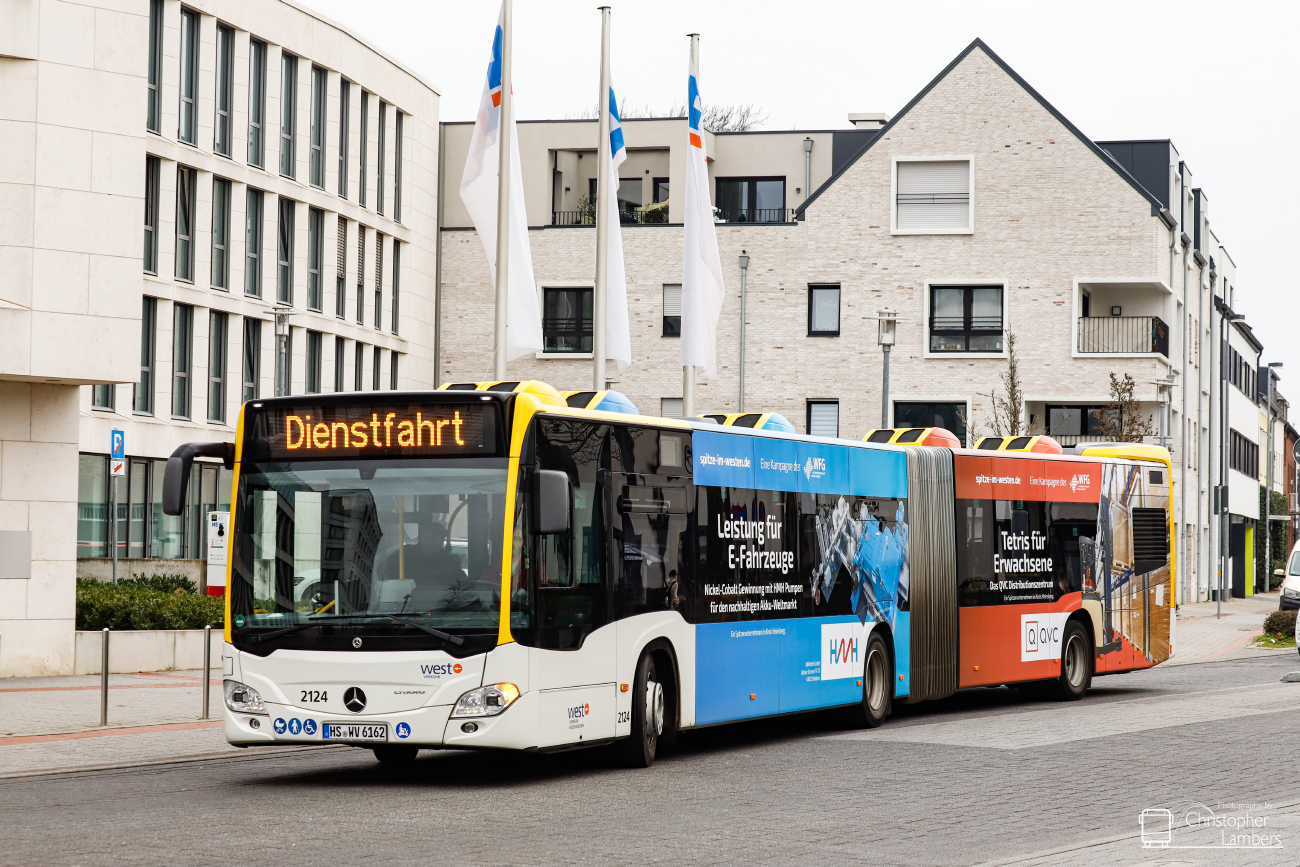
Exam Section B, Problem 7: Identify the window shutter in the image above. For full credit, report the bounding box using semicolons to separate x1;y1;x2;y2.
896;160;970;231
336;216;347;275
660;398;684;418
807;402;839;437
662;284;682;317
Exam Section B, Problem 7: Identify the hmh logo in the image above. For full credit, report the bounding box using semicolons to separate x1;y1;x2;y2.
567;703;590;719
419;663;463;676
804;457;826;479
828;636;858;665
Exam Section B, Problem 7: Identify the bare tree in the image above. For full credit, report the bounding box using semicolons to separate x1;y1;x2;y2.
1092;372;1154;442
565;100;769;132
982;332;1025;437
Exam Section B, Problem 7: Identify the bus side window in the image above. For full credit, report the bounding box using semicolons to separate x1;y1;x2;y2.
529;418;611;650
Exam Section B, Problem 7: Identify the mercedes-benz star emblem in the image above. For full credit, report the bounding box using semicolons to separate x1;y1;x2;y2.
352;637;363;648
343;687;367;713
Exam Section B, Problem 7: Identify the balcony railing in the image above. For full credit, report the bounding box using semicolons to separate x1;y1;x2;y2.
715;207;794;224
1077;316;1169;357
551;207;672;226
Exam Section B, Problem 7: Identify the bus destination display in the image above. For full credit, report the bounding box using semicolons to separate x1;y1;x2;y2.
249;402;499;460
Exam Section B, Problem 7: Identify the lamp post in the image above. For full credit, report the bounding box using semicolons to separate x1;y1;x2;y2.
273;305;293;396
1214;301;1245;617
738;251;750;412
877;310;897;428
1265;362;1284;594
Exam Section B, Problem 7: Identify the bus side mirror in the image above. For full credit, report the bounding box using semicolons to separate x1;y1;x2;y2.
533;469;571;535
162;442;236;516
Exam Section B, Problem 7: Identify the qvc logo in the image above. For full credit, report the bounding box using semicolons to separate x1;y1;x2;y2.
1020;613;1068;662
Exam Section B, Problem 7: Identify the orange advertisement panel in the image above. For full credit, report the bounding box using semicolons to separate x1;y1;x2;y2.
954;455;1101;503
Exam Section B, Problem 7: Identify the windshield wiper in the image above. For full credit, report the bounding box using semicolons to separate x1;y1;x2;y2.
246;613;467;646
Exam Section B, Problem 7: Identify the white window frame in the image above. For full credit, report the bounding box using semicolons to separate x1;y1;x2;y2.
891;155;974;236
806;399;840;438
535;280;594;359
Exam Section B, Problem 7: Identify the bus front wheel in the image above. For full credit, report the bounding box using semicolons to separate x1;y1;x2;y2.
849;632;891;728
616;652;666;768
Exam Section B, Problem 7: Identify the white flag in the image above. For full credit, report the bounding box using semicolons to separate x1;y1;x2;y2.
602;80;631;374
459;4;543;361
680;55;725;379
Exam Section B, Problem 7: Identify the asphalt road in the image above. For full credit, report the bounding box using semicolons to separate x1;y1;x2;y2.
4;654;1300;867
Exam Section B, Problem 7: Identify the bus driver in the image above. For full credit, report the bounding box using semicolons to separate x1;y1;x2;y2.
386;519;466;610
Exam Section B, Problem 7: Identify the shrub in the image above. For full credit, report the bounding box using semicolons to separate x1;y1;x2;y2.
121;573;197;594
1263;609;1297;637
76;578;223;631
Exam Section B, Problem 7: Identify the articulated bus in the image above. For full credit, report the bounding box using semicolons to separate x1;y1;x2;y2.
164;385;1173;766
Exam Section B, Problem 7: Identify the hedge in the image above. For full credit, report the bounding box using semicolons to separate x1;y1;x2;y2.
76;577;223;631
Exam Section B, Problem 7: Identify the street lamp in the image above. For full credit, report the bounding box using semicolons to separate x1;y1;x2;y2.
1214;303;1245;617
273;304;294;397
738;251;750;412
1265;362;1284;594
878;310;897;428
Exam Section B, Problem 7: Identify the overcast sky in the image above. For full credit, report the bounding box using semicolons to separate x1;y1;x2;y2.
304;0;1300;389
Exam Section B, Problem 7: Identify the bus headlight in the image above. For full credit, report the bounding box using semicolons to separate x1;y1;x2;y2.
224;680;267;714
451;683;520;718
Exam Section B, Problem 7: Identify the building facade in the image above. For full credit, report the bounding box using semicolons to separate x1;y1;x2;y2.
2;0;439;676
437;39;1280;608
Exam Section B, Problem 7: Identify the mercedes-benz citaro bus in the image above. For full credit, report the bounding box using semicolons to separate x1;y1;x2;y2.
162;386;1173;768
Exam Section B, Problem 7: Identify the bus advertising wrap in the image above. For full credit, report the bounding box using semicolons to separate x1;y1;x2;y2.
690;431;912;723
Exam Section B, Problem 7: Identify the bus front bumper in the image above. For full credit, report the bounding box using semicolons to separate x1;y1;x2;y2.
225;691;544;750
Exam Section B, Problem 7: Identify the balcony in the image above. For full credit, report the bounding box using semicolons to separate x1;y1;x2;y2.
714;207;794;224
1077;316;1169;357
551;203;670;226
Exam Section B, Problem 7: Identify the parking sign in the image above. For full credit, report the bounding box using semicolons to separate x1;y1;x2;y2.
110;430;126;477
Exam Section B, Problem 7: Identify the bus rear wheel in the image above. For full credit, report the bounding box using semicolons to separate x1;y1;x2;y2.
1055;621;1092;701
616;652;666;768
848;632;891;728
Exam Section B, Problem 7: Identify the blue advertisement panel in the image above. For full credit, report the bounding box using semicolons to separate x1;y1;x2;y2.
690;428;914;723
695;622;782;724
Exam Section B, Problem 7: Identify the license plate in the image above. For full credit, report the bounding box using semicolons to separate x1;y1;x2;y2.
323;723;388;742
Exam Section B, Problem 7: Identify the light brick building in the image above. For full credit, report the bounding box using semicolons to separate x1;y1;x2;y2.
437;39;1270;606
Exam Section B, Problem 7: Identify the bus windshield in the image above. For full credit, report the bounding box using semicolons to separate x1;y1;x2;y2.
229;457;508;654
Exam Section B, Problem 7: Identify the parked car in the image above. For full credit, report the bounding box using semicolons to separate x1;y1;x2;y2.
1279;543;1300;611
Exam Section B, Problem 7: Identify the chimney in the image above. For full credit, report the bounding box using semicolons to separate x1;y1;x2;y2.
847;113;889;130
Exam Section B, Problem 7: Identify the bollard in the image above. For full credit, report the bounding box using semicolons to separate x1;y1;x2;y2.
202;624;211;720
100;628;109;727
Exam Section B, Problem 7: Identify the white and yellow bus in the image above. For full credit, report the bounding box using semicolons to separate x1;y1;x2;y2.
164;383;1172;766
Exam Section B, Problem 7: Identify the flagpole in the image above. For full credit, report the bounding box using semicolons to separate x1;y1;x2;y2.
593;6;612;390
681;32;700;418
492;0;514;380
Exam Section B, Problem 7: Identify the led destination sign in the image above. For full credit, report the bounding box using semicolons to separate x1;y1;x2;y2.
247;402;499;460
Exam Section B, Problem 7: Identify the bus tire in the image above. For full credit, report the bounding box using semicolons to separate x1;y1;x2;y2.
372;745;418;764
1055;620;1092;701
849;631;892;728
616;651;665;768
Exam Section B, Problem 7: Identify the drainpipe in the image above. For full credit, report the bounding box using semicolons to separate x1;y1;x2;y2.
1195;247;1205;601
803;137;813;206
433;121;446;386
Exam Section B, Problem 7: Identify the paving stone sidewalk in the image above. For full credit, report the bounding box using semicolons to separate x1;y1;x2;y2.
1169;590;1295;666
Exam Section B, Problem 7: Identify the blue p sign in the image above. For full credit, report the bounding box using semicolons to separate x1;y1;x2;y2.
110;430;125;461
